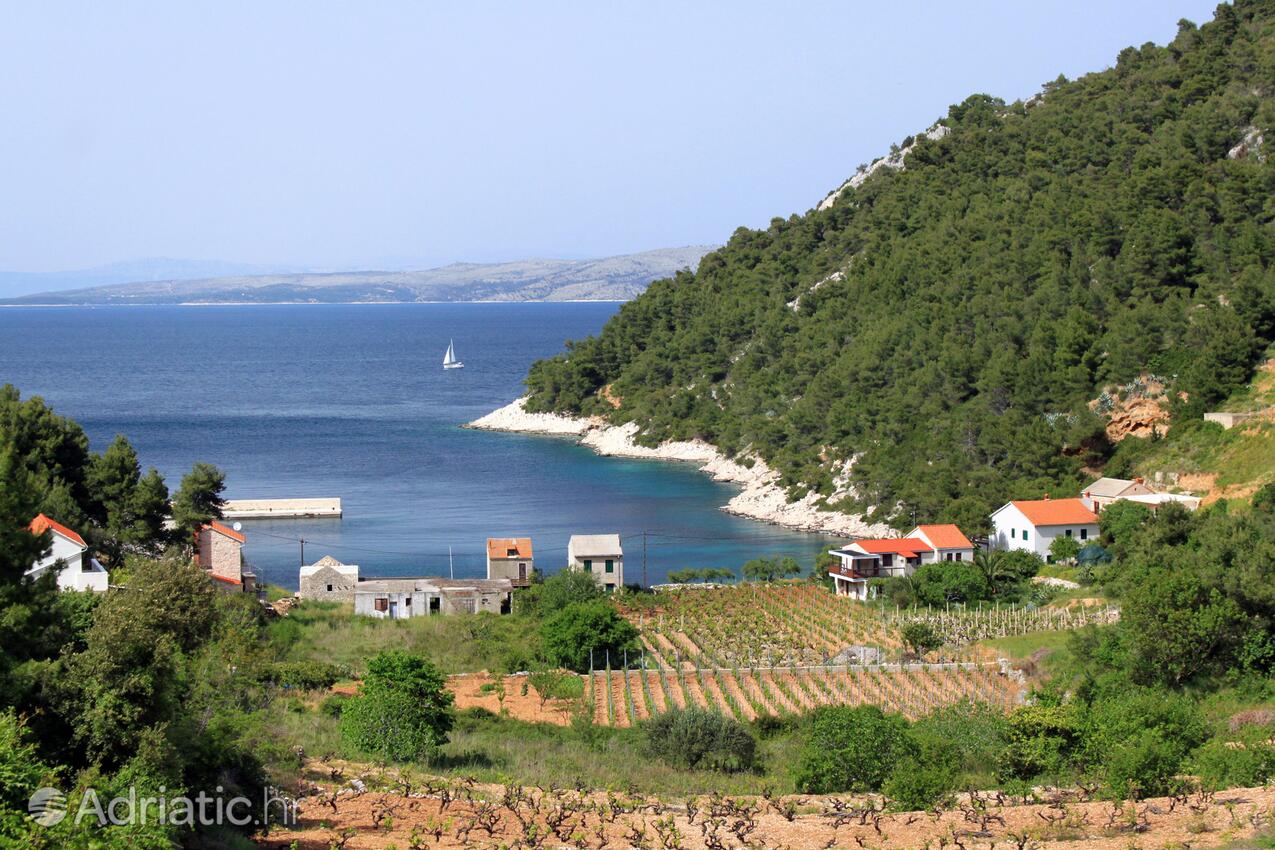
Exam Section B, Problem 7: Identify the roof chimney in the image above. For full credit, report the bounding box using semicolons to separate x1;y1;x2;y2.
1134;476;1144;484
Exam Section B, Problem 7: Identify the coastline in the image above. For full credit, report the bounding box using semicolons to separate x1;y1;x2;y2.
466;397;891;538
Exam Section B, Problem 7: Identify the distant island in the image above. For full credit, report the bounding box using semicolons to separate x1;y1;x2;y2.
0;246;715;305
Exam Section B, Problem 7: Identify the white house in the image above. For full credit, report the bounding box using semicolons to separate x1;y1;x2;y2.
567;534;624;591
1080;477;1155;513
827;523;974;600
990;498;1099;560
28;514;108;592
353;577;512;618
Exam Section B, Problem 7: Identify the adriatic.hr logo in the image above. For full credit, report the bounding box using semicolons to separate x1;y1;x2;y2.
28;787;68;826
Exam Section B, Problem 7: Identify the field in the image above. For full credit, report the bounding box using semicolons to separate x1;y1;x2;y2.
586;663;1023;726
621;583;1115;669
257;764;1275;850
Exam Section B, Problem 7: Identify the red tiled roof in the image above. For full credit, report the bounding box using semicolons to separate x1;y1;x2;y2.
853;538;932;557
204;521;246;543
1010;498;1099;526
486;537;533;560
911;524;974;550
209;573;242;586
30;513;86;548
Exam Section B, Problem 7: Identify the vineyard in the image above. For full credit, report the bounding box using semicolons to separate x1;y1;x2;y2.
618;583;1116;670
586;662;1023;727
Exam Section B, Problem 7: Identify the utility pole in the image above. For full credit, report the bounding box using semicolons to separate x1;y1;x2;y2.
449;546;454;579
299;538;306;566
642;530;648;588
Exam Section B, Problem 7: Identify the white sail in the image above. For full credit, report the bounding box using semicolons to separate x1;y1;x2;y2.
443;339;464;369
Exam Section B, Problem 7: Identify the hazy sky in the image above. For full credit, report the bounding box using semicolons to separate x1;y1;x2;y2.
0;1;1222;273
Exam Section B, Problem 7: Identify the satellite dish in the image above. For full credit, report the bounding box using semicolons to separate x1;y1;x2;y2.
232;522;243;532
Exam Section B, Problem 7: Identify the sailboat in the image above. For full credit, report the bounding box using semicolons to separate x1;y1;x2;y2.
443;339;464;370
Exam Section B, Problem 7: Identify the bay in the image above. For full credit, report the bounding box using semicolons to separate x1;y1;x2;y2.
0;303;835;588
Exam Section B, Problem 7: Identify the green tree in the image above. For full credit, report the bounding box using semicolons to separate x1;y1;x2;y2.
169;462;225;541
794;705;916;794
1048;535;1081;564
911;562;991;605
339;650;454;763
901;622;942;656
539;600;639;673
514;567;603;616
1121;568;1246;686
526;667;570;709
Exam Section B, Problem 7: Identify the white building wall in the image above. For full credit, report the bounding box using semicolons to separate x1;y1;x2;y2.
991;504;1098;559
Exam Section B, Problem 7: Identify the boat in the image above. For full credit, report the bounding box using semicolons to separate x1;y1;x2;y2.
443;339;464;369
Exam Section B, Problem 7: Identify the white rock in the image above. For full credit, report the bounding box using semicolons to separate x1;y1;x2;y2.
468;397;891;538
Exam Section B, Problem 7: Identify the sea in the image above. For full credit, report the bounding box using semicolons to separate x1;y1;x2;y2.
0;303;836;589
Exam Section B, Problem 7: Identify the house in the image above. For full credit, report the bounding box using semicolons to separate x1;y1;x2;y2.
1120;492;1202;511
196;521;256;592
353;577;513;619
27;514;109;592
990;497;1099;560
826;523;974;600
567;534;624;591
907;524;976;563
486;537;533;587
1080;477;1155;513
298;555;360;601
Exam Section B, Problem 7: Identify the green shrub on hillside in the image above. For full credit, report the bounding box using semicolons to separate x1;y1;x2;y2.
340;650;454;763
538;600;639;673
642;707;757;773
793;705;915;794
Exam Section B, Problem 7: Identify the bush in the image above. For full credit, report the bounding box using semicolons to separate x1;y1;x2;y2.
319;694;348;718
643;707;757;773
998;704;1081;782
794;706;916;793
262;660;346;691
339;651;454;763
911;562;991;606
901;622;942;656
539;600;639;673
1083;689;1207;798
1191;733;1275;790
514;569;603;617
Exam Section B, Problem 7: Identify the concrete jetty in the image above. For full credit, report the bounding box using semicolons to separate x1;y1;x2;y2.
221;498;342;519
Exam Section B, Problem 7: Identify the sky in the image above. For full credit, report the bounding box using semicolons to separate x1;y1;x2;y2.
0;0;1224;280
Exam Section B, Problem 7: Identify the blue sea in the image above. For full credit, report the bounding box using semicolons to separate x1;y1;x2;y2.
0;304;835;588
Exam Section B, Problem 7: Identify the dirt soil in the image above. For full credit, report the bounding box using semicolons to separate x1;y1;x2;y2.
447;673;579;726
255;763;1275;850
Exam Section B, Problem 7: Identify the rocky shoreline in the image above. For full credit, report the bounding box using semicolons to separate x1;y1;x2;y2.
466;397;890;538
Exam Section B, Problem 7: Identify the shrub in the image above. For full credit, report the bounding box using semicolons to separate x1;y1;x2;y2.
319;694;348;718
642;707;757;773
539;600;639;673
911;562;991;605
1083;689;1207;798
514;569;603;617
262;660;346;691
901;622;942;656
998;704;1081;782
794;706;915;793
339;651;454;763
1191;733;1275;790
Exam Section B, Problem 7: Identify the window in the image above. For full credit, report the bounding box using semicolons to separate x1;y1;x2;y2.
374;597;388;612
1010;529;1016;539
1080;528;1088;540
882;554;894;568
326;584;333;592
955;552;962;561
583;559;592;572
605;559;614;573
1065;528;1073;537
405;596;411;606
1022;530;1030;542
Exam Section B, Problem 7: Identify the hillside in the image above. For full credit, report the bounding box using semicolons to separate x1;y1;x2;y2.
0;246;714;305
523;1;1275;532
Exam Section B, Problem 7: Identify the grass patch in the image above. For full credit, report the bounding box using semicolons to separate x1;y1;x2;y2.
266;602;540;675
978;630;1074;676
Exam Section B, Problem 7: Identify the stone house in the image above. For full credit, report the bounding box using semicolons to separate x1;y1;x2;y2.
485;537;533;587
197;521;256;592
567;534;624;591
298;555;360;601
